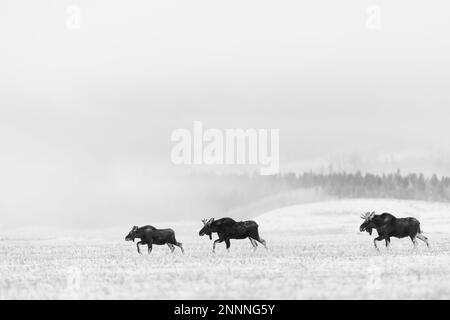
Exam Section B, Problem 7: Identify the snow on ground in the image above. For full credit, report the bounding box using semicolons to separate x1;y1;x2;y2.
1;199;450;299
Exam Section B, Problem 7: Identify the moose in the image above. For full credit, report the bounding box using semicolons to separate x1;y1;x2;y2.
199;217;267;252
125;225;184;254
359;211;430;250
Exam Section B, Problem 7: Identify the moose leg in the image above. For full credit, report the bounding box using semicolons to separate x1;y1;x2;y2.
175;242;184;254
417;233;430;248
169;233;184;254
385;237;391;249
373;236;384;250
253;236;267;250
225;239;231;252
249;228;268;250
410;236;418;249
147;240;153;254
167;243;175;253
212;239;224;253
249;238;257;250
136;241;144;254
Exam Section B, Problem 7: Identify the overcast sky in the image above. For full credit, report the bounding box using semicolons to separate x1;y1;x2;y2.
1;1;450;227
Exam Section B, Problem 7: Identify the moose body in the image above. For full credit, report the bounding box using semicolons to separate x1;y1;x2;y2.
125;225;184;254
199;217;267;252
359;212;429;250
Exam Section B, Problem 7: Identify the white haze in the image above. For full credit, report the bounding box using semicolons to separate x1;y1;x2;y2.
1;1;450;229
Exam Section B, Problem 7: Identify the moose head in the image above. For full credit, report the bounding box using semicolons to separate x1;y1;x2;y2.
125;226;139;242
199;218;214;240
359;211;376;235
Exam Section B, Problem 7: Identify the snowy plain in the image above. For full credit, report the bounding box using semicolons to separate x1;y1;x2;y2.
1;198;449;299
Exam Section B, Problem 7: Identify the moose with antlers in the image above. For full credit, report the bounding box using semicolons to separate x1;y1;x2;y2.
359;211;430;250
199;217;267;252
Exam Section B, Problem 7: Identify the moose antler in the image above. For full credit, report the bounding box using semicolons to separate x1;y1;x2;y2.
360;211;375;220
201;218;214;226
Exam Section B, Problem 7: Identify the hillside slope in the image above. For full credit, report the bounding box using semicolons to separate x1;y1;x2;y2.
255;198;450;234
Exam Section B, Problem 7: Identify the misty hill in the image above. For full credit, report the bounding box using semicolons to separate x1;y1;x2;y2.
187;170;450;220
254;198;450;233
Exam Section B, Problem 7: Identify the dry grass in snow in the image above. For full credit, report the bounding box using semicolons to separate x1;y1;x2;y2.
1;199;450;299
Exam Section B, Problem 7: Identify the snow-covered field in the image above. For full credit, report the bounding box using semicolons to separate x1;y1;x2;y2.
1;199;450;299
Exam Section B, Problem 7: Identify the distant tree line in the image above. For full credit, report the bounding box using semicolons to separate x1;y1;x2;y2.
283;170;450;201
192;170;450;205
